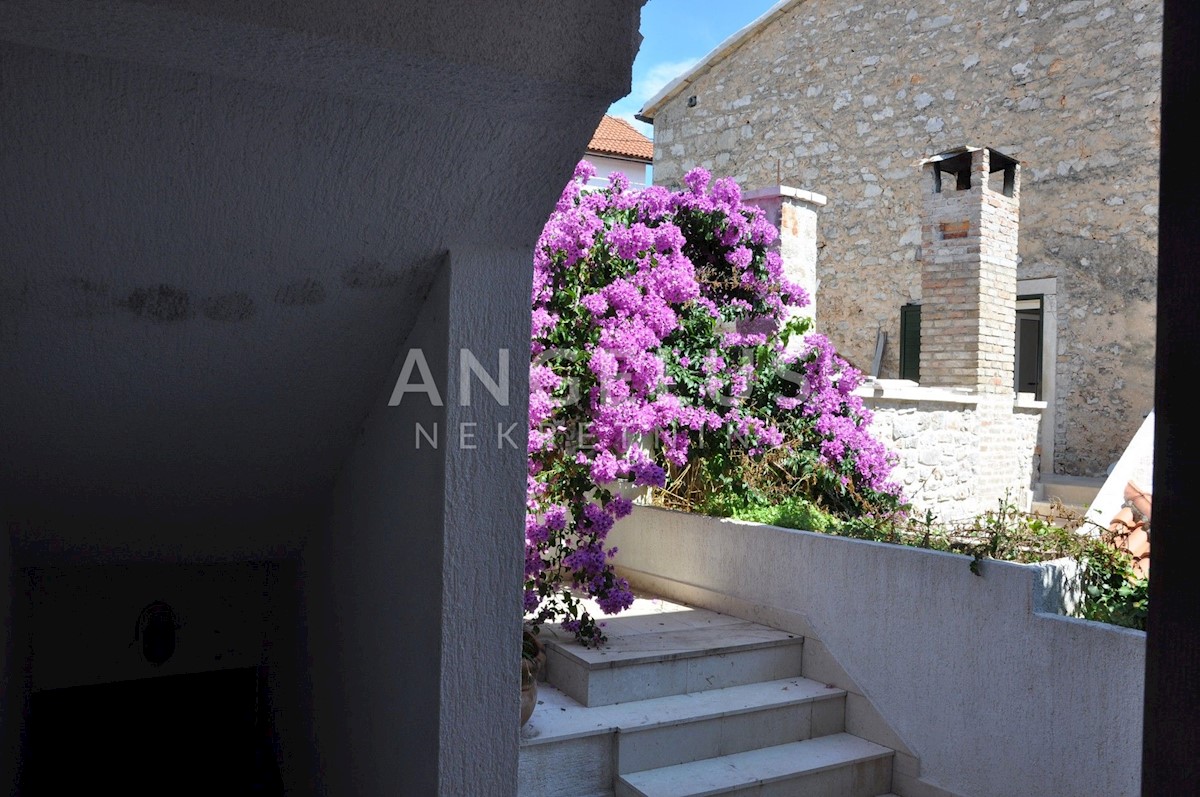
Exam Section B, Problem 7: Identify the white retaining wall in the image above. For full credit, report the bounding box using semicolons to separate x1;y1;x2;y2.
610;506;1144;797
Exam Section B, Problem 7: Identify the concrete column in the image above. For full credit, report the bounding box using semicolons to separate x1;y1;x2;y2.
742;185;827;331
918;147;1021;394
438;245;529;796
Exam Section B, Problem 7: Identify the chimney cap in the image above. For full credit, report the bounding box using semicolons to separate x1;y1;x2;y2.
922;146;1019;171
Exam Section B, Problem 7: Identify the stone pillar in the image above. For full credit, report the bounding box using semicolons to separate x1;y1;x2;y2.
742;185;827;329
918;147;1020;394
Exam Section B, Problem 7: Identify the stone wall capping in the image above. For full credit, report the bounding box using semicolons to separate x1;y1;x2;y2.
1015;393;1048;410
742;184;828;206
855;379;982;405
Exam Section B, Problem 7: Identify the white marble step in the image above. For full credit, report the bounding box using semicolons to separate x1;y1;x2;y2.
614;733;893;797
537;599;803;707
522;675;845;748
520;677;847;797
615;678;845;774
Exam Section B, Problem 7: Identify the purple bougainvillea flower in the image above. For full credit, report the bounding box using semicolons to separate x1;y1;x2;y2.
525;161;902;646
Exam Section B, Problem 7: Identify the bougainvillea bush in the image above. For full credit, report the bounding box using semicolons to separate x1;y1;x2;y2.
525;161;905;645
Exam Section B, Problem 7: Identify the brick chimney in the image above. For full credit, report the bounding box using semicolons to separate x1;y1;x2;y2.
918;146;1020;394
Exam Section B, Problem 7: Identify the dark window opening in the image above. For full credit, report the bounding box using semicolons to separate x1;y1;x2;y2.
1015;295;1043;400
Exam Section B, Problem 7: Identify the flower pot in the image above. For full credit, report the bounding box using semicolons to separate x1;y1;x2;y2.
614;478;653;506
521;628;546;727
520;659;538;726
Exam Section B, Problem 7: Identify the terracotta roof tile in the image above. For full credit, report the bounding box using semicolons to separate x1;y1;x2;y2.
587;115;654;162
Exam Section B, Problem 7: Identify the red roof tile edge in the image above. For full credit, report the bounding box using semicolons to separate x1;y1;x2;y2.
587;115;654;162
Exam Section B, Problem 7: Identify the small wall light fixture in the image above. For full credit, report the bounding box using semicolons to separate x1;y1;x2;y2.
134;601;180;665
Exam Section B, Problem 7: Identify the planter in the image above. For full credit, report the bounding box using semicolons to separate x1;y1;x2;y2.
521;628;546;727
613;478;653;506
520;660;538;726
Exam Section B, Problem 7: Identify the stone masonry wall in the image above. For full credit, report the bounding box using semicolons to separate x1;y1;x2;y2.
650;0;1161;477
858;386;1041;523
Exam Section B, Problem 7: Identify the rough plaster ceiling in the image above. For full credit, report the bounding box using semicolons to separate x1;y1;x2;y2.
0;0;641;536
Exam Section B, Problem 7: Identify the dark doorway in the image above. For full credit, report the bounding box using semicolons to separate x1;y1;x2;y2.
20;666;283;796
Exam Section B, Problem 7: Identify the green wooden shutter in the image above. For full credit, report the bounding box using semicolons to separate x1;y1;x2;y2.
900;303;921;382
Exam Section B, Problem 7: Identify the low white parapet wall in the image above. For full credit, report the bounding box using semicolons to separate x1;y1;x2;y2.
610;506;1144;797
855;380;1044;524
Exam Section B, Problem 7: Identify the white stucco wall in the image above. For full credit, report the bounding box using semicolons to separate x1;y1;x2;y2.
301;263;451;796
25;562;277;692
300;246;528;796
585;153;651;188
439;246;530;794
610;507;1145;797
1;1;641;528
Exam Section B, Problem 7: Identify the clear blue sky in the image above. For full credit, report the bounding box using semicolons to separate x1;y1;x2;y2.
609;0;781;139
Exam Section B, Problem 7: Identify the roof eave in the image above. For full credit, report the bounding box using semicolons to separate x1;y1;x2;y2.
586;150;653;164
637;0;802;123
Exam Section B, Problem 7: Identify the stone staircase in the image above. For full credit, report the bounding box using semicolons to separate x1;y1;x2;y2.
518;597;898;797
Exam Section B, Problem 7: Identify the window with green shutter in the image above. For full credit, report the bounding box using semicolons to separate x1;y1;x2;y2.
900;303;921;382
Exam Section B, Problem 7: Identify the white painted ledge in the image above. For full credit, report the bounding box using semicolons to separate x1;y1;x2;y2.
853;379;980;405
743;185;828;206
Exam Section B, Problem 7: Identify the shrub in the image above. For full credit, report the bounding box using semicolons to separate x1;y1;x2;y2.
524;162;903;644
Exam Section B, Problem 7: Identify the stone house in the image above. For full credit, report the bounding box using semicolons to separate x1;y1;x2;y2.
744;148;1044;523
638;0;1162;494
